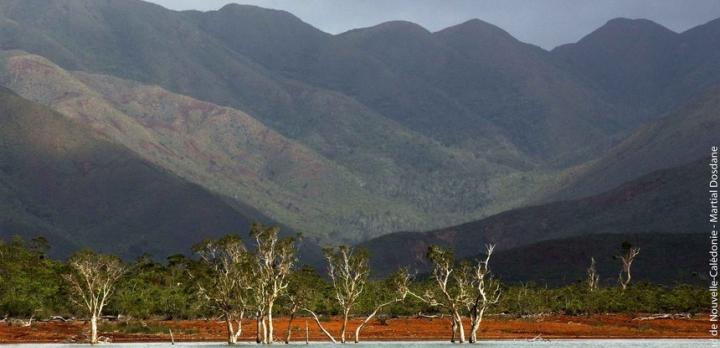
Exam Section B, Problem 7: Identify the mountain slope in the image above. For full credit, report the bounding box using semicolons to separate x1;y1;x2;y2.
492;233;704;285
361;159;707;276
0;87;273;258
195;6;625;164
192;11;521;162
552;17;720;120
0;0;716;249
0;0;565;240
549;86;720;200
0;50;554;242
0;50;419;244
552;18;679;115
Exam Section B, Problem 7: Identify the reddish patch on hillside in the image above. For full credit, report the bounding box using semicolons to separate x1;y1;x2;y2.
9;57;57;77
141;141;177;158
140;118;178;132
178;99;217;119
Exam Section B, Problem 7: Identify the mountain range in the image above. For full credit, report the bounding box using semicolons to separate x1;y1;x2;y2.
361;158;709;282
0;0;716;278
0;86;270;257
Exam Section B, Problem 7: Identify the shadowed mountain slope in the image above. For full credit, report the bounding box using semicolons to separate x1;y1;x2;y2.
492;233;704;286
361;159;707;276
0;50;559;242
0;50;422;244
553;17;720;121
0;0;559;241
549;87;720;201
195;6;625;164
0;87;275;258
0;0;717;255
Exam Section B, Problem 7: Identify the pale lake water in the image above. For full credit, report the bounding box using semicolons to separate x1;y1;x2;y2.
0;340;712;347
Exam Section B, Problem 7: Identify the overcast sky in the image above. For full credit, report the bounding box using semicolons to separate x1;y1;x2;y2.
148;0;720;49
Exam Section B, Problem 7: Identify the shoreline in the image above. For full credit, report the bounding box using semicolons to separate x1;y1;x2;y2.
0;314;710;343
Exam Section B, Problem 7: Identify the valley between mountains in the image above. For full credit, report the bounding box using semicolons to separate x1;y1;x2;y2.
0;0;717;282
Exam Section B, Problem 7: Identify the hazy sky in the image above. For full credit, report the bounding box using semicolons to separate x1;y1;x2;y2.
148;0;720;49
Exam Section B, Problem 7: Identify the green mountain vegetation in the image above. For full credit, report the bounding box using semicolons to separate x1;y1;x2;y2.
0;87;277;258
361;159;709;276
192;7;619;164
0;50;552;244
492;233;705;286
0;0;716;268
0;234;707;322
548;86;720;200
0;1;666;240
553;17;720;120
0;50;422;245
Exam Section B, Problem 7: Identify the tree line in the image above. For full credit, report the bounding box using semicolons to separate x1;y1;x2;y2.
0;225;707;344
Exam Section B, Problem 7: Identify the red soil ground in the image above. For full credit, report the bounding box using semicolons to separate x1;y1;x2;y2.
0;314;710;343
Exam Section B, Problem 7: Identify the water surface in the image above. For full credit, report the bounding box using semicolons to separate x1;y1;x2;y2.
1;340;711;347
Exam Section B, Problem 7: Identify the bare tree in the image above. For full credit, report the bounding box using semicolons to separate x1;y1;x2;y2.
426;246;468;343
353;269;411;343
284;266;318;344
618;244;640;291
301;307;337;343
467;244;501;343
586;257;600;292
324;246;369;343
250;224;297;344
63;251;125;345
283;291;301;344
192;236;251;345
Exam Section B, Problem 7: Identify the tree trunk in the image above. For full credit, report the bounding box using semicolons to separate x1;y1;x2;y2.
469;318;478;343
354;299;396;343
305;320;309;345
235;313;244;343
261;319;268;344
226;314;243;345
469;307;485;343
455;312;466;343
90;314;98;345
469;316;478;343
353;316;370;343
340;309;350;343
266;299;275;344
285;310;297;344
226;318;237;344
302;308;336;343
256;315;264;344
450;317;457;343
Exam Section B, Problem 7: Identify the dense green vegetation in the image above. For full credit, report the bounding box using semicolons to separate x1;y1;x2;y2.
0;86;272;259
362;159;709;279
0;235;707;321
0;0;716;252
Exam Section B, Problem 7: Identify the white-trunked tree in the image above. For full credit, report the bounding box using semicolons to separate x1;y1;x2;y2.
467;244;501;343
300;248;412;344
587;257;600;292
323;246;369;344
193;235;251;345
251;223;297;344
63;251;125;344
424;244;501;344
617;242;640;291
426;246;468;343
353;269;412;343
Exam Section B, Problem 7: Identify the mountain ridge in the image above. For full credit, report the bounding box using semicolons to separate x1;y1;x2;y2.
360;158;708;276
0;86;280;258
0;0;716;262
